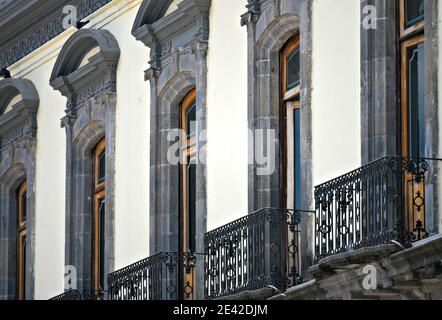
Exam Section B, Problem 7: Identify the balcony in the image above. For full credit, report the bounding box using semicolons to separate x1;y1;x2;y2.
50;290;106;300
314;156;438;262
107;252;201;300
106;208;309;300
51;156;440;300
204;208;310;299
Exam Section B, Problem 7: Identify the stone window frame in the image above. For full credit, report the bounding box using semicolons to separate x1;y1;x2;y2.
360;0;439;234
50;29;120;291
132;0;210;262
0;78;39;300
241;0;314;271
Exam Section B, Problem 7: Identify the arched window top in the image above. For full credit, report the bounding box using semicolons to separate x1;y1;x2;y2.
281;35;300;100
77;46;101;70
3;94;22;114
0;78;39;116
181;88;196;138
132;0;175;33
50;29;120;82
164;0;183;17
255;15;300;55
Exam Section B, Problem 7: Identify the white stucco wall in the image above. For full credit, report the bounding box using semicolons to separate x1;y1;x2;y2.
100;0;150;272
311;0;361;186
206;0;248;231
5;0;364;299
9;0;150;299
10;33;71;299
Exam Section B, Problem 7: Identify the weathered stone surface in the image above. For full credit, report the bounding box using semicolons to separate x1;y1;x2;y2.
309;244;400;279
219;235;442;300
283;235;442;300
214;286;281;301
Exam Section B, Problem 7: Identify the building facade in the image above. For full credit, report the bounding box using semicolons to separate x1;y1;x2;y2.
0;0;441;300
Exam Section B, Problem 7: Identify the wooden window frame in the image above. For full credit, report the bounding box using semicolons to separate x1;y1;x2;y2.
398;0;425;234
93;139;106;192
399;0;424;39
92;138;105;291
16;180;27;300
281;35;301;101
400;33;425;158
280;36;301;208
179;89;197;300
180;89;196;254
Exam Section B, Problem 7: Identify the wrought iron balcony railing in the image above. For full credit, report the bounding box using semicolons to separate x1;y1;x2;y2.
314;156;439;262
107;252;199;300
50;290;106;300
204;208;310;299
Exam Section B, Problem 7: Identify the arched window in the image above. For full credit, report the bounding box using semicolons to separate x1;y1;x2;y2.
280;35;301;210
399;0;425;158
92;138;106;292
50;29;119;292
16;180;27;300
399;0;425;233
180;89;196;254
0;78;38;299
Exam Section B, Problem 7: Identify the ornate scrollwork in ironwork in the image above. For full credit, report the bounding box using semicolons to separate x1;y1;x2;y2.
314;156;435;263
204;208;311;299
50;290;106;300
107;252;200;300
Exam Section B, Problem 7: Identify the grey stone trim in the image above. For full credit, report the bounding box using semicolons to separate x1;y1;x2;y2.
132;0;174;32
50;29;119;291
423;0;439;235
360;0;439;234
0;78;39;300
134;1;210;298
214;286;280;301
50;29;120;112
133;0;211;70
0;0;112;69
241;0;314;275
281;235;442;300
360;0;398;164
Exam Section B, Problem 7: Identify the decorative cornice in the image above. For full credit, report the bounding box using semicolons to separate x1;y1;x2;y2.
133;0;211;71
0;78;39;153
247;0;262;15
50;29;120;122
241;0;261;27
192;41;209;60
0;0;112;69
144;67;162;82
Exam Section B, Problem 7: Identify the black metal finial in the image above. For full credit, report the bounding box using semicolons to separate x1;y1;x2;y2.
76;20;90;30
0;67;11;78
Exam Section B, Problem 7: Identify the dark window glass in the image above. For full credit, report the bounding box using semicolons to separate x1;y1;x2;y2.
286;48;300;91
407;42;425;158
187;163;196;253
294;109;301;210
98;150;105;183
22;234;26;298
405;0;424;28
186;101;196;138
98;197;105;289
21;192;26;223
